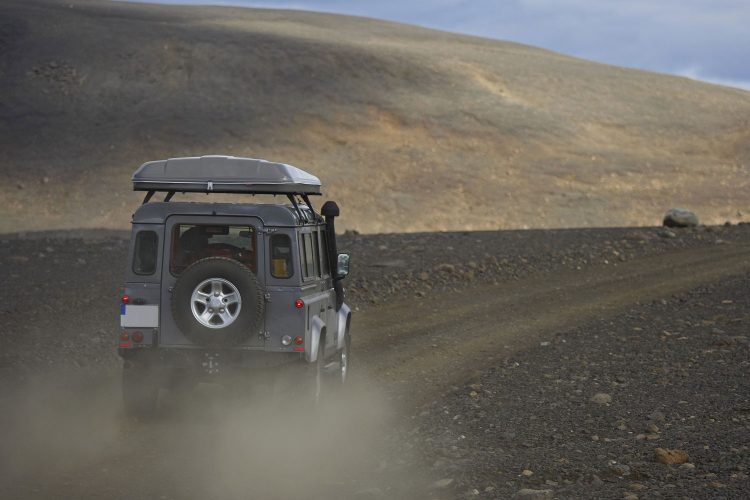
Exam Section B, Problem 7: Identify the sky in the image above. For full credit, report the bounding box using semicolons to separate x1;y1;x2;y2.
137;0;750;90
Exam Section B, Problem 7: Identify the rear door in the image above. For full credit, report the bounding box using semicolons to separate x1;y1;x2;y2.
159;215;265;347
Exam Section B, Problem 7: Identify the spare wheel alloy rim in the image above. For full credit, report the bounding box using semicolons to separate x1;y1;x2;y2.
190;278;242;329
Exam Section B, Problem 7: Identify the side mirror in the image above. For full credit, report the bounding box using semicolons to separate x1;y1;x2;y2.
336;253;350;279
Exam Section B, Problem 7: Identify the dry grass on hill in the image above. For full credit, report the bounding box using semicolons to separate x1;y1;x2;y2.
1;0;749;233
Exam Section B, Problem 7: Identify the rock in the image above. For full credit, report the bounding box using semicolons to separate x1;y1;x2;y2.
521;469;534;477
645;423;660;434
658;229;677;238
623;494;638;500
609;462;631;476
418;271;430;281
435;263;456;274
591;392;612;405
648;411;665;422
514;489;553;499
432;478;454;489
680;463;696;470
663;208;699;228
654;447;689;465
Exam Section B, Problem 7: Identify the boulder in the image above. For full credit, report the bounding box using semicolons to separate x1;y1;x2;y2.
663;208;699;228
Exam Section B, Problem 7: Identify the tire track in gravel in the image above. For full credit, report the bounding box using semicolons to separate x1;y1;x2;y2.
354;243;750;407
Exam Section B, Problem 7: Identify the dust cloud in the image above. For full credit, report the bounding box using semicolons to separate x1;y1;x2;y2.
0;367;424;499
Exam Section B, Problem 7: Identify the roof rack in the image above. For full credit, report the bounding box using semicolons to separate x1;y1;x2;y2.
132;156;321;197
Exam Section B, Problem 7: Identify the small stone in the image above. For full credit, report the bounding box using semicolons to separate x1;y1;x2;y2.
629;483;647;491
418;271;430;281
609;463;631;476
591;392;612;405
521;469;534;477
623;494;638;500
654;447;689;465
470;488;480;495
658;229;677;238
646;423;659;434
514;489;553;499
648;411;666;422
435;263;456;273
432;478;454;489
680;463;696;470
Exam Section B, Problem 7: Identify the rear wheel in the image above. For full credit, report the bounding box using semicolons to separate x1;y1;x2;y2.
331;332;351;388
122;357;160;418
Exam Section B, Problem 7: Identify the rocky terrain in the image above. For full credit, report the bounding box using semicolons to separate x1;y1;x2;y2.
404;270;750;499
1;224;749;499
2;0;750;234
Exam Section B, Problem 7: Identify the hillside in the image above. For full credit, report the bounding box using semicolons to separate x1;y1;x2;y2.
1;0;749;233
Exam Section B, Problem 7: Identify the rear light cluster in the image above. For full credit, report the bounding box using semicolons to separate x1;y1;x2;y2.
294;299;304;309
119;330;144;348
281;335;304;351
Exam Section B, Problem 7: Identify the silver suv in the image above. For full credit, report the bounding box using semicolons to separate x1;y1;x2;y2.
118;156;352;416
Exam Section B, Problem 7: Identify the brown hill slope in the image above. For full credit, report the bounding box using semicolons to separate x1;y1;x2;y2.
1;0;749;233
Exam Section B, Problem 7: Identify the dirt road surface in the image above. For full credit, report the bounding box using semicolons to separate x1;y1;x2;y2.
1;228;749;498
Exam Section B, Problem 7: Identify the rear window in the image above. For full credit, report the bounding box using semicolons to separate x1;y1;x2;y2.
170;224;256;275
270;234;293;278
133;231;158;275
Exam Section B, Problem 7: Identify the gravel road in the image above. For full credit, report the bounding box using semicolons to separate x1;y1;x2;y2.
1;224;748;499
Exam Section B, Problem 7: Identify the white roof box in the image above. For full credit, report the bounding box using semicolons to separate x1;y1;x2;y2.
132;156;321;195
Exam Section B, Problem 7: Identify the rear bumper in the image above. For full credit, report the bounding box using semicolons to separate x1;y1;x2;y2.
118;346;303;371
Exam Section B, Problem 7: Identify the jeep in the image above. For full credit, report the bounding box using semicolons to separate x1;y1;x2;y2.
118;155;352;416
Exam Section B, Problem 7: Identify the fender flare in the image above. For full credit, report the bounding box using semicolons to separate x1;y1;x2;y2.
336;303;352;351
306;315;326;363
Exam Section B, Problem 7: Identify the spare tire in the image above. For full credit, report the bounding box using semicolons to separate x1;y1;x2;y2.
171;257;264;346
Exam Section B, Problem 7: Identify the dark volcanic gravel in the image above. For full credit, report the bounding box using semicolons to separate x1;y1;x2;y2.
408;272;750;499
0;224;747;382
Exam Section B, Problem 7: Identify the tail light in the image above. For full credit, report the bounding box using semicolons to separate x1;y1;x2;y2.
131;331;144;343
294;299;304;309
121;295;129;304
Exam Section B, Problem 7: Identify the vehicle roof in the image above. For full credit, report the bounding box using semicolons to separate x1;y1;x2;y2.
132;202;321;227
132;156;321;195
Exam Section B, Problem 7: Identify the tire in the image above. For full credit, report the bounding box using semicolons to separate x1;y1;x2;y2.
295;337;326;408
122;358;159;418
171;257;264;347
330;332;351;388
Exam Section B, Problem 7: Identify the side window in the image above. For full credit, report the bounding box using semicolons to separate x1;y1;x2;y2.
299;232;320;280
298;233;309;278
310;232;320;278
133;230;158;275
320;230;330;276
270;234;293;278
